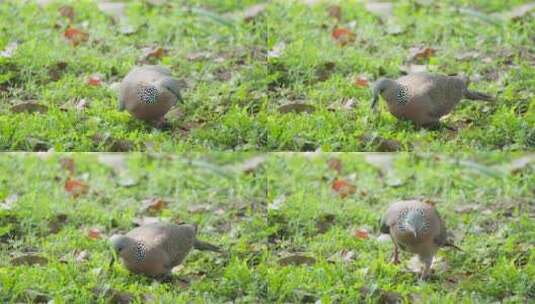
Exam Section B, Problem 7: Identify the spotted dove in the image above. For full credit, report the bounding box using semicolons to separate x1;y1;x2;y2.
380;200;459;280
118;65;182;127
109;223;220;278
371;73;494;128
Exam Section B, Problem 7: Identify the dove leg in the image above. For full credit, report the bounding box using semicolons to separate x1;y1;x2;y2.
419;255;433;280
390;243;400;264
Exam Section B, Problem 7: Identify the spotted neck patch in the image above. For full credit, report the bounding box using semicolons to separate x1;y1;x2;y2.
133;241;146;262
136;84;159;104
397;207;430;235
395;85;409;105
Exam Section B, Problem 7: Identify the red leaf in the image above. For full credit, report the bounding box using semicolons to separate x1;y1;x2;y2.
331;27;355;46
63;26;88;46
87;228;102;240
353;228;369;240
64;177;88;197
331;178;356;198
353;75;369;88
139;198;167;214
86;74;102;86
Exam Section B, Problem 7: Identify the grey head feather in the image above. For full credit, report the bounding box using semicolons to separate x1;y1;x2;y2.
397;207;429;238
371;78;397;109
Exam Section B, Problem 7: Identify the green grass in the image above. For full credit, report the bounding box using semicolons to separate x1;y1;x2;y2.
1;0;534;151
265;153;534;303
265;0;535;151
0;153;269;302
0;0;268;151
1;153;533;302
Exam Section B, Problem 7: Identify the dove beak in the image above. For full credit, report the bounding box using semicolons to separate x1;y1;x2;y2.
371;94;379;110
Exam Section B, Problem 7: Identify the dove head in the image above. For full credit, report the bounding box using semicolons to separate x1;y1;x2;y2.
371;78;395;110
403;209;428;239
136;82;160;104
109;234;133;254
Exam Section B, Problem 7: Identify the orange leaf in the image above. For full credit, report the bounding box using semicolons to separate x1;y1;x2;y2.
409;46;436;62
331;178;356;198
87;228;102;240
63;26;88;46
86;74;102;86
354;75;369;88
64;177;88;197
143;47;166;59
353;228;369;240
140;198;167;214
331;27;355;46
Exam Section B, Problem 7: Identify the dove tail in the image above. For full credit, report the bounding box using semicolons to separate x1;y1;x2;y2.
443;242;463;251
465;90;494;102
193;239;221;252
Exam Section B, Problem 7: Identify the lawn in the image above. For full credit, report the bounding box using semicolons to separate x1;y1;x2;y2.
0;153;269;302
1;0;534;151
265;153;534;302
1;153;533;302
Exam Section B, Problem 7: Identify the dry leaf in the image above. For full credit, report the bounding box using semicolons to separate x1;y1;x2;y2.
59;157;75;175
327;158;342;174
86;74;103;86
278;102;316;114
243;3;266;22
64;177;88;197
316;213;336;233
141;46;167;61
331;178;356;198
268;195;286;210
140;198;167;214
11;101;48;114
376;234;391;243
358;134;402;152
353;228;369;240
11;254;48;266
327;5;342;21
503;2;535;20
327;249;357;263
87;227;103;240
331;27;356;46
278;254;316;266
58;5;75;21
48;213;68;234
408;46;436;62
63;26;88;46
353;75;369;88
92;287;134;304
187;204;211;213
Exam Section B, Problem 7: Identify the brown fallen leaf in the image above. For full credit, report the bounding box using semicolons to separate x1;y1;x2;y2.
87;227;103;240
243;3;266;22
327;5;342;21
408;46;436;63
278;102;316;114
92;287;134;304
48;61;68;81
86;74;103;86
327;158;342;174
63;26;88;46
331;178;356;198
11;101;48;114
316;213;336;233
140;46;167;63
353;228;369;240
315;61;336;81
278;254;316;266
353;75;369;88
59;157;75;175
11;254;48;266
358;134;402;152
58;5;75;22
64;177;88;197
498;154;535;174
267;42;286;59
48;213;68;234
139;197;167;214
331;27;356;46
365;1;393;20
327;249;357;264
